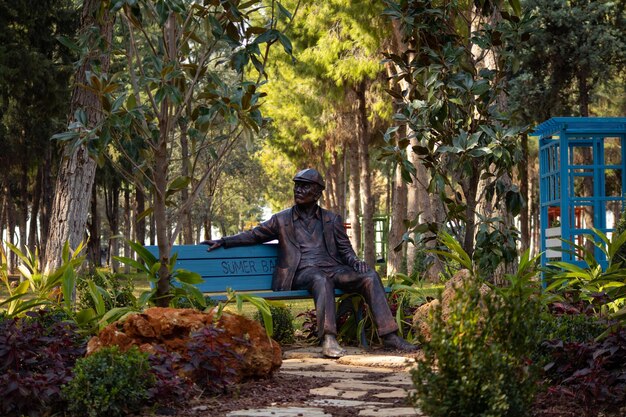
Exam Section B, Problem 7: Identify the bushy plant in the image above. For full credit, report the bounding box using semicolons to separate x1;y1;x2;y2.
296;308;318;342
0;309;86;417
546;227;626;334
147;346;195;407
541;308;607;343
76;271;136;311
413;237;545;417
182;325;246;394
412;277;543;417
255;304;295;344
63;346;154;417
541;328;626;416
336;294;375;346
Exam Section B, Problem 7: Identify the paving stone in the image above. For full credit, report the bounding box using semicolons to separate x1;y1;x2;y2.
379;374;414;385
282;358;394;374
309;398;389;407
310;386;342;397
358;406;421;416
226;407;331;417
330;381;399;391
310;386;368;399
337;354;416;369
283;347;367;360
280;370;370;379
373;389;408;399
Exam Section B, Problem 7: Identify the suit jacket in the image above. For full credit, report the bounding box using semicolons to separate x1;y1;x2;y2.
222;206;359;291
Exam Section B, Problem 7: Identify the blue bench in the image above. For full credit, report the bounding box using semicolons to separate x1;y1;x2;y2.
145;243;390;302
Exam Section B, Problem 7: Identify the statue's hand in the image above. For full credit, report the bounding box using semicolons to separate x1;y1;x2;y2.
352;259;370;273
200;239;224;251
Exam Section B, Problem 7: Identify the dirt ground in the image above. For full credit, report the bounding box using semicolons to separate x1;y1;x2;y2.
149;372;381;417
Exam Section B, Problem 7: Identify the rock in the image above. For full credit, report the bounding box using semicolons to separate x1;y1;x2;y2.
87;307;282;381
412;269;490;341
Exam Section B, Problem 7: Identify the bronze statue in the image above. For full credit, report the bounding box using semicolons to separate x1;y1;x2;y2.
204;168;417;357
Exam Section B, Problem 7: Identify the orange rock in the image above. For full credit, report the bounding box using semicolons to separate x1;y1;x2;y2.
87;307;281;382
412;269;491;341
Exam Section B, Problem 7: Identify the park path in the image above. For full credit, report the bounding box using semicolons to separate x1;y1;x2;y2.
225;347;425;417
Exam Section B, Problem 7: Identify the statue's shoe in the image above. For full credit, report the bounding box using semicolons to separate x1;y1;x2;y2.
383;333;419;352
322;336;347;358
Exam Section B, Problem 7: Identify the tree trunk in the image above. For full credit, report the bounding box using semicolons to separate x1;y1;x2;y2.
28;166;43;251
87;186;101;268
44;0;113;272
6;198;16;273
135;187;146;244
40;147;54;245
123;187;131;273
356;82;375;267
347;138;361;254
104;182;119;271
387;163;407;275
154;12;176;306
179;118;193;244
19;162;28;253
462;164;481;258
520;133;530;252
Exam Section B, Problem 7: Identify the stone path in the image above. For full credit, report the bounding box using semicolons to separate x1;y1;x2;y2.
226;347;425;417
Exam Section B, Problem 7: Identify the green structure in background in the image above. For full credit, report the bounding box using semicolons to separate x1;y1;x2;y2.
359;215;389;264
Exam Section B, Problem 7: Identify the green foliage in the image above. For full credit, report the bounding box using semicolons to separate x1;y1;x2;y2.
613;206;626;265
382;0;529;262
216;289;274;339
255;304;295;344
0;241;86;318
509;0;626;120
540;312;606;344
412;236;545;416
388;272;431;341
335;293;379;346
63;346;154;417
263;0;391;166
76;270;136;312
0;0;78;235
116;239;206;309
546;228;626;334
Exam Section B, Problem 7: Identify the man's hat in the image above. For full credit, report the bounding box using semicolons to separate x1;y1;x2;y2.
293;168;325;189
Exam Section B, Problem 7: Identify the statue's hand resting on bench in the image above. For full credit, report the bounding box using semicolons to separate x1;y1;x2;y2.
200;239;224;251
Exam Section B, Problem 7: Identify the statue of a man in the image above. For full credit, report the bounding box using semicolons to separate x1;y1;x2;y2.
205;168;416;357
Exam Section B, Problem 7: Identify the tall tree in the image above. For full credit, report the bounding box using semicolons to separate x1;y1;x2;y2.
263;0;392;265
510;0;626;119
44;0;113;271
0;0;77;261
91;0;292;303
382;0;527;278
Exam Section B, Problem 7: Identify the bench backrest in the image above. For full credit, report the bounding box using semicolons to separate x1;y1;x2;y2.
145;243;278;293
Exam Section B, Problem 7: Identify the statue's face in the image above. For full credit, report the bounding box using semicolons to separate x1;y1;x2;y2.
294;181;320;205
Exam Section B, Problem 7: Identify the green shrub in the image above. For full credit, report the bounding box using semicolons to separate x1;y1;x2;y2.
63;346;154;417
614;206;626;265
255;304;295;344
170;295;217;310
411;272;544;417
76;271;136;311
540;312;606;343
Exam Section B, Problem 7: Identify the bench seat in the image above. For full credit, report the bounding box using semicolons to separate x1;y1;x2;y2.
145;243;365;301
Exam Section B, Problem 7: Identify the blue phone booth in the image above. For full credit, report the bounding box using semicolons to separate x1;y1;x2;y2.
536;117;626;269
